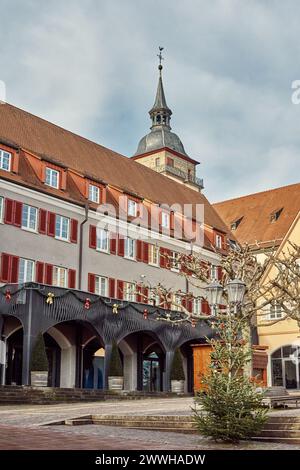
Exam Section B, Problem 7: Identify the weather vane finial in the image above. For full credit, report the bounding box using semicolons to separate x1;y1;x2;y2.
157;46;164;74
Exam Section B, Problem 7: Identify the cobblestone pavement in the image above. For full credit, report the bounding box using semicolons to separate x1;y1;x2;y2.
0;398;300;450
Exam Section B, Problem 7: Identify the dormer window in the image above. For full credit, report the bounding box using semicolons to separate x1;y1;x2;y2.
128;199;137;217
270;208;283;223
231;217;243;231
45;167;59;189
89;184;100;203
0;148;11;172
215;234;223;249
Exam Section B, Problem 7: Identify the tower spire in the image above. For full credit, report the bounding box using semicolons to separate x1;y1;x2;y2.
149;47;172;130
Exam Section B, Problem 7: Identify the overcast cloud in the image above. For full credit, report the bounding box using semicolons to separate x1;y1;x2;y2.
1;0;300;202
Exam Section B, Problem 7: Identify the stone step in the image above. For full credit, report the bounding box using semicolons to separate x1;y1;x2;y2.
252;436;300;444
259;429;300;438
264;422;300;430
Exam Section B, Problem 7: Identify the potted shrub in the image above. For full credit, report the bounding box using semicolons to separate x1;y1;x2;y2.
171;348;185;393
30;333;49;387
108;342;124;391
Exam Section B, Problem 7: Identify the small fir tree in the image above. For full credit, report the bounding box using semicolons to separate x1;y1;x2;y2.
192;314;267;442
108;342;123;377
171;349;185;381
30;333;49;371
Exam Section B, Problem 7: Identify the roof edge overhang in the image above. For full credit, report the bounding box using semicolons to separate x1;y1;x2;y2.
131;146;200;165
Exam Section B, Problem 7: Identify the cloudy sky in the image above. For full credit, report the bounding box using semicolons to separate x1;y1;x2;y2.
1;0;300;202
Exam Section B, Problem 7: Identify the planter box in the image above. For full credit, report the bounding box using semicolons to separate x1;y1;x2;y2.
108;376;124;391
31;371;48;387
171;380;185;394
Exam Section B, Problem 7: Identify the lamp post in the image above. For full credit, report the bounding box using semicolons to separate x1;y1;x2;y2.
206;278;246;313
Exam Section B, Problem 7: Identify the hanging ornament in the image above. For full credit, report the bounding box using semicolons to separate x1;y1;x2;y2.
5;289;11;301
143;308;148;320
46;292;55;305
112;303;119;314
191;319;196;328
84;298;91;310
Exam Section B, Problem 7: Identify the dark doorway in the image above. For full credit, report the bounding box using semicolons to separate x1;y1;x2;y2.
143;351;162;392
6;329;23;385
82;338;105;389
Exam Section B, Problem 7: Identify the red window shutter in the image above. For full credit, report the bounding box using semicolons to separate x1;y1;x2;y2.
39;209;48;234
70;219;78;243
10;256;19;283
202;300;211;315
170;211;175;231
136;240;143;262
36;262;45;283
45;264;53;285
137;284;142;303
88;273;96;293
188;298;193;313
110;233;117;254
118;237;125;257
47;212;56;237
109;278;115;298
217;266;223;281
89;225;97;249
4;199;14;225
143;242;149;263
142;287;149;304
13;201;22;227
182;297;187;310
117;280;124;299
160;248;166;268
1;253;10;282
68;269;76;289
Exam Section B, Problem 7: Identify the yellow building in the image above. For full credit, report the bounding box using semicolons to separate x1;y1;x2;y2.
214;183;300;389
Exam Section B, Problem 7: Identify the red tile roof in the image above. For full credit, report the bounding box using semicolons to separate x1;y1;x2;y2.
0;103;228;235
213;183;300;248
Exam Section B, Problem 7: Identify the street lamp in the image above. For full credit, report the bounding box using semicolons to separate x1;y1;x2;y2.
206;281;223;308
226;278;246;305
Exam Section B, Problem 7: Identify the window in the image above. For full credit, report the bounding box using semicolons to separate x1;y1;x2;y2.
89;184;100;203
161;212;170;228
128;199;137;217
124;282;136;302
149;244;159;266
269;302;283;320
53;266;67;287
270;208;283;223
193;298;202;315
96;228;109;252
172;294;182;311
210;265;218;281
55;215;70;241
21;204;38;231
0;196;3;222
231;217;243;231
0;149;11;171
155;157;160;167
45;167;59;189
215;234;222;249
95;275;108;297
125;237;136;260
171;252;180;272
18;258;35;283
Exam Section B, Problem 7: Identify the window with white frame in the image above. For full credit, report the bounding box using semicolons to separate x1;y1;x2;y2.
18;258;35;283
0;149;11;172
53;266;67;287
22;204;38;231
95;275;108;297
210;265;218;281
215;234;222;249
45;167;59;189
171;252;180;272
89;184;100;203
172;294;182;311
269;302;283;320
149;244;159;266
128;199;137;217
96;228;109;252
55;215;70;241
193;298;202;315
124;282;136;302
0;196;3;222
161;212;170;228
125;237;136;260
